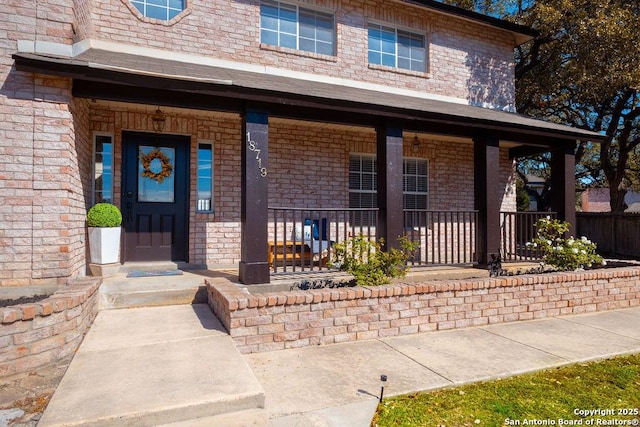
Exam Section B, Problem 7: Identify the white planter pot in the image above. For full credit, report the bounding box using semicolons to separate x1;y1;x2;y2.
88;227;121;264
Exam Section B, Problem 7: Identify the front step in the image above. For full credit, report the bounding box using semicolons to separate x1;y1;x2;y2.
158;408;272;426
118;261;182;273
39;304;265;427
99;270;208;309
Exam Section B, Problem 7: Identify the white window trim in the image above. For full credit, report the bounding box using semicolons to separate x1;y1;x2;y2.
130;0;186;21
92;132;114;206
367;21;428;74
349;153;377;202
260;0;336;56
348;153;429;210
403;156;430;210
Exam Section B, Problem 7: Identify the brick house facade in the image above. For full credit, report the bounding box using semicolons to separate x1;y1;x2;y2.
1;0;601;287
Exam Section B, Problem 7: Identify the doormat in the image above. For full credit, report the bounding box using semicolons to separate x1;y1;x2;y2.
126;270;184;278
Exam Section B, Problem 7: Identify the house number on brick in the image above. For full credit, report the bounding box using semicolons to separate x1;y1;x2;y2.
247;132;267;177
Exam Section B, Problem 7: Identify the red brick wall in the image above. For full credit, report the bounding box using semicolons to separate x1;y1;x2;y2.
86;107;516;268
81;0;516;110
207;267;640;353
2;0;519;283
1;1;92;286
0;277;100;379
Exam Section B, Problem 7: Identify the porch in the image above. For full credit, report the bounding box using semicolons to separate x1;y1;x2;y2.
11;48;603;286
98;260;544;309
266;207;555;275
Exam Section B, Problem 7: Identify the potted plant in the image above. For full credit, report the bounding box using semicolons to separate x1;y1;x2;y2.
87;203;122;265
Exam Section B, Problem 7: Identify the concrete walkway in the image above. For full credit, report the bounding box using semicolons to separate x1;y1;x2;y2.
38;305;265;427
38;305;640;426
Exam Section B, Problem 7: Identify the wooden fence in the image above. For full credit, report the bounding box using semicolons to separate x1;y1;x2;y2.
576;212;640;258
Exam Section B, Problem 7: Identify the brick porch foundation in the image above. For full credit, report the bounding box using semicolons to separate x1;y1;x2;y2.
207;267;640;354
0;278;101;379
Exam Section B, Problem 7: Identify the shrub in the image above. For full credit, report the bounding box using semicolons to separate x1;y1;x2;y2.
526;217;604;271
87;203;122;227
290;278;356;291
330;235;419;286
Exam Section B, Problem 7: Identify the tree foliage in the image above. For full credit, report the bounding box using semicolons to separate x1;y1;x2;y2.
440;0;640;212
517;0;640;212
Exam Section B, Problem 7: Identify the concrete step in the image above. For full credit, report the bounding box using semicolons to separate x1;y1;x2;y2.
39;304;265;427
157;408;272;426
118;261;182;273
99;270;208;309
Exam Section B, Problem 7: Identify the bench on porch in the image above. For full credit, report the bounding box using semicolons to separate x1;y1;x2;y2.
267;241;314;267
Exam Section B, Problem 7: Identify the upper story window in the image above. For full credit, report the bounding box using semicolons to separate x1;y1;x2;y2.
368;23;426;72
260;0;335;56
130;0;185;21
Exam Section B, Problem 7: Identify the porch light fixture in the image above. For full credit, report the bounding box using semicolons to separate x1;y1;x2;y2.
151;108;167;133
412;134;420;153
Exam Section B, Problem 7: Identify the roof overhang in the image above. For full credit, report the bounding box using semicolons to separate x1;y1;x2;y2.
12;48;603;148
398;0;538;45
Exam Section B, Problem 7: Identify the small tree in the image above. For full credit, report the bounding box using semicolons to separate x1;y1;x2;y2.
526;217;604;271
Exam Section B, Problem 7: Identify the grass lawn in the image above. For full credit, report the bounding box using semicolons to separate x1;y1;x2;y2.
372;353;640;427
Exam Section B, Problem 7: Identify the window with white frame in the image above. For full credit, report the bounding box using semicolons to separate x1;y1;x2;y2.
349;154;429;210
367;23;426;72
130;0;185;21
260;0;335;56
92;133;113;205
349;154;377;209
196;142;213;212
403;158;429;210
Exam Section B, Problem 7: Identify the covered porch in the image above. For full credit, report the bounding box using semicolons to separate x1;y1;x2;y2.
266;208;556;276
13;48;603;285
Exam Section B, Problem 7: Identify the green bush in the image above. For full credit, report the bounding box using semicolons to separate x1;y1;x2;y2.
87;203;122;227
526;216;604;270
330;235;419;286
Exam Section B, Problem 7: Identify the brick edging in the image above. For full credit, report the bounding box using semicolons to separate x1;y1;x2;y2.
207;267;640;354
0;277;102;379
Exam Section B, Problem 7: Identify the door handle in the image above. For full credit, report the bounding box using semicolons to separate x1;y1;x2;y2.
126;201;132;222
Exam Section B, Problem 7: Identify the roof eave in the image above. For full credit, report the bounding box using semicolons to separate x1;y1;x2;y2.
399;0;537;45
12;51;602;145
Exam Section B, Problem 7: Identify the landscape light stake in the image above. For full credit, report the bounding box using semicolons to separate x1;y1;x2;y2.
379;374;387;403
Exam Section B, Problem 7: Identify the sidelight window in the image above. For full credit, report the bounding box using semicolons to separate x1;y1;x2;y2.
197;142;213;212
92;133;113;205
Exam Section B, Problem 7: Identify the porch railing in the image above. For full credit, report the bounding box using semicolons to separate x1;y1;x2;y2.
404;210;479;265
500;211;556;261
268;208;555;274
268;207;378;273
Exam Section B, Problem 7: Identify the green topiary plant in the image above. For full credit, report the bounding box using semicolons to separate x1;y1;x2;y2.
87;203;122;227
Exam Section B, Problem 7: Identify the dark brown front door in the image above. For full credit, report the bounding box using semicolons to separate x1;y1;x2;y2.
122;132;189;262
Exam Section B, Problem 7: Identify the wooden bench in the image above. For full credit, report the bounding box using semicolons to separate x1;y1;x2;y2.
267;241;313;267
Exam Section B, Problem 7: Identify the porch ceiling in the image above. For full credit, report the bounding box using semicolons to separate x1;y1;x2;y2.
13;48;604;147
